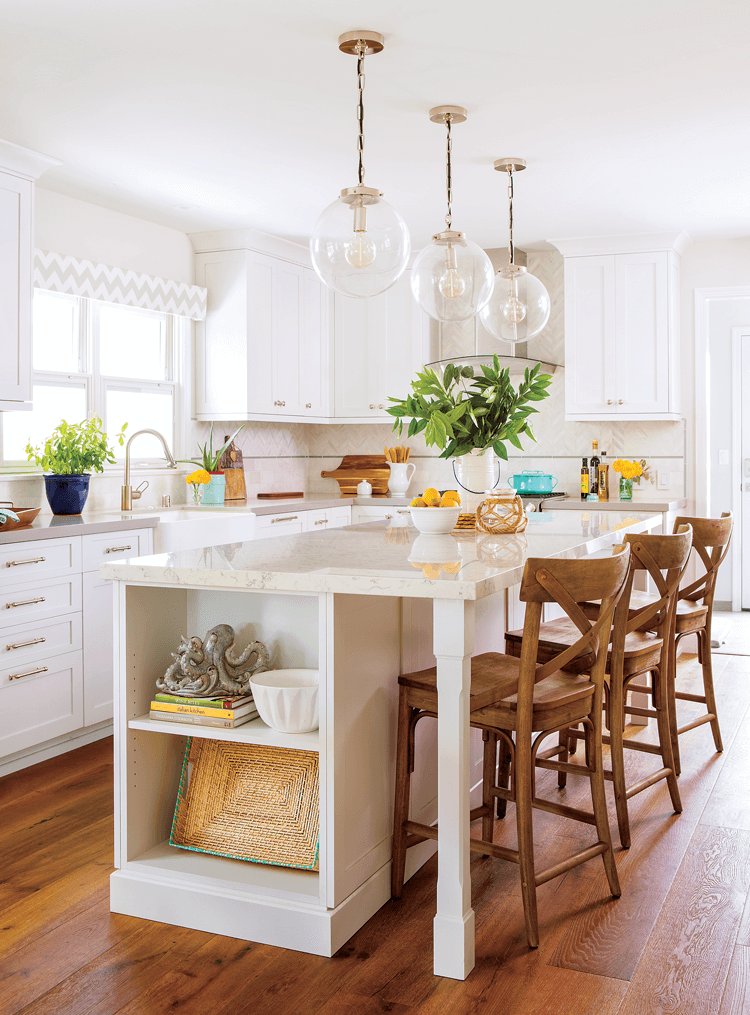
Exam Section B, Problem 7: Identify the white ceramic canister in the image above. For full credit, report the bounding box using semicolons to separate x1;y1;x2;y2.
387;461;416;497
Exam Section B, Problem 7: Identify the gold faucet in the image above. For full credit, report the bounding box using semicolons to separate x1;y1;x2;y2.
121;429;177;510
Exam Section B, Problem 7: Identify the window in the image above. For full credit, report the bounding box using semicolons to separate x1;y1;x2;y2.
0;293;180;468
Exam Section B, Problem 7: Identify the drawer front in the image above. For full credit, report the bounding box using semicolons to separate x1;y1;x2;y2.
0;574;82;629
352;505;407;523
82;528;152;572
307;510;330;530
254;512;308;538
0;649;83;758
2;612;82;669
0;536;81;585
328;507;352;528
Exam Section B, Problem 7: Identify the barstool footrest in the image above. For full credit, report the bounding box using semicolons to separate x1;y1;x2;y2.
601;735;662;756
535;757;594;778
675;691;708;704
530;795;598;826
535;842;608;887
625;767;672;799
624;705;657;718
403;820;520;864
678;713;715;734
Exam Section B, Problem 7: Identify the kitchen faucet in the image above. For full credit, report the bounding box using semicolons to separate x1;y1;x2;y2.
121;429;177;510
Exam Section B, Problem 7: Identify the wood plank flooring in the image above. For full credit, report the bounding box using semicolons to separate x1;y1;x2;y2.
2;651;750;1014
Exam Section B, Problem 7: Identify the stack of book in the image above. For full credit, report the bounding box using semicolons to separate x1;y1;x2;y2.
149;693;258;728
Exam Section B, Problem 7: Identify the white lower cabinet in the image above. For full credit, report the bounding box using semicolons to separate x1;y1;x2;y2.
0;525;153;771
254;506;352;539
352;504;411;524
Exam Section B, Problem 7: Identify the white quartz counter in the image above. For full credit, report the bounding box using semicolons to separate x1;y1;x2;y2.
0;508;159;544
100;508;659;600
548;497;687;513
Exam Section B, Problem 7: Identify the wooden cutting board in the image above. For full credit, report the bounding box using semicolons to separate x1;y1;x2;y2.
321;455;390;496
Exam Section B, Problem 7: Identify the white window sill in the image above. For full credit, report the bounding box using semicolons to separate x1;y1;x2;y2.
0;465;191;481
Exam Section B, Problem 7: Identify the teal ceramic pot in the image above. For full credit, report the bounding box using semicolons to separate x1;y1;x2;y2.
202;472;225;505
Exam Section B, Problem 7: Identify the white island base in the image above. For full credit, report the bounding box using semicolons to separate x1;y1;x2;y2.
105;510;659;977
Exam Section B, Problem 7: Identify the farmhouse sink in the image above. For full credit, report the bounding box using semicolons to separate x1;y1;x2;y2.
113;507;257;553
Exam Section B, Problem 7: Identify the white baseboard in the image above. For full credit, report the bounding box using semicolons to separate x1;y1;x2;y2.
0;721;113;779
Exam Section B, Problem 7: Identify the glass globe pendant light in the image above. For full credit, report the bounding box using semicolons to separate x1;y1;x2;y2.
480;158;551;343
309;31;410;299
411;106;494;323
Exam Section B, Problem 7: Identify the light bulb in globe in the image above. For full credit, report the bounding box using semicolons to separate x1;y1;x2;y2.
439;267;466;299
345;231;376;268
479;265;550;344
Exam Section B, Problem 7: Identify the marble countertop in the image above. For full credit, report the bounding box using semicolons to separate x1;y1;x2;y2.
0;509;159;545
548;497;687;512
100;508;659;601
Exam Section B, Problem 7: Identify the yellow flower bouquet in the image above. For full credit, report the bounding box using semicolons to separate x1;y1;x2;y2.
612;459;645;500
186;468;211;505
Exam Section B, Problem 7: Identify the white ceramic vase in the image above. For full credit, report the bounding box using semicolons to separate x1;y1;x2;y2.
453;447;500;514
387;462;416;497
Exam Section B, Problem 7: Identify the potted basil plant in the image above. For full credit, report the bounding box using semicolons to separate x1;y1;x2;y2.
178;424;244;505
26;417;128;515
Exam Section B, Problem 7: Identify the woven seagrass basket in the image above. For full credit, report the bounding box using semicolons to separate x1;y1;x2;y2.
170;737;319;870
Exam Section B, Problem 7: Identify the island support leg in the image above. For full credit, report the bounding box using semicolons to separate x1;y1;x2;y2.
432;598;476;979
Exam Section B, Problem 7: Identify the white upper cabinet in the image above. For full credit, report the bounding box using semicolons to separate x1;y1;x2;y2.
0;140;59;411
551;232;689;421
193;230;329;422
333;268;433;421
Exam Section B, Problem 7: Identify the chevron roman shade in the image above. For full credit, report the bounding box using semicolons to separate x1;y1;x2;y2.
33;249;207;320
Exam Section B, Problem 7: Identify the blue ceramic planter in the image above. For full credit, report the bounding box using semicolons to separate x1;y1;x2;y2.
202;473;225;505
44;474;91;515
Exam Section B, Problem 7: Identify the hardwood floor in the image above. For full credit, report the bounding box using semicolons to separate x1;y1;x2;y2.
2;651;750;1014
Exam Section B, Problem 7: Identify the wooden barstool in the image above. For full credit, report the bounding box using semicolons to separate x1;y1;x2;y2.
391;546;630;949
505;528;692;847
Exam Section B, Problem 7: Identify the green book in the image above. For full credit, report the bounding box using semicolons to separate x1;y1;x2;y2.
154;693;253;710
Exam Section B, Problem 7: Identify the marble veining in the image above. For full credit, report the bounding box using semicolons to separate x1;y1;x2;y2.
100;509;659;601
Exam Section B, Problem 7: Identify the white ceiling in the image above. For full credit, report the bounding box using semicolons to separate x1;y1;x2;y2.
2;0;749;249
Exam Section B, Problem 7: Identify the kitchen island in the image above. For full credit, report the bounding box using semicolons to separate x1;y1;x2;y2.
101;508;659;979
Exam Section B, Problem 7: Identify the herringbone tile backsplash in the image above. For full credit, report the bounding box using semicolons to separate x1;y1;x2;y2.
187;249;685;501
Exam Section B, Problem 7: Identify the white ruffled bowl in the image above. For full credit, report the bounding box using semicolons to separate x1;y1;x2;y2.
409;506;461;534
249;669;319;734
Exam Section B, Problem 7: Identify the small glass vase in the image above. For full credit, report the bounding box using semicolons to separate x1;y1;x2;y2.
192;484;204;506
619;477;633;501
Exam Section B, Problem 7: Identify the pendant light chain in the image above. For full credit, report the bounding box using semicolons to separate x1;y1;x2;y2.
445;115;453;229
356;42;366;186
507;166;515;266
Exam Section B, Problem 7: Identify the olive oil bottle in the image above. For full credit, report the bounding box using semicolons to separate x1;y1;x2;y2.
589;440;600;497
598;450;609;501
581;457;590;500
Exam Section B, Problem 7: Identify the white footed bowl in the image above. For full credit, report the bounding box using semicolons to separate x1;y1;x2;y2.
409;506;461;534
249;669;319;734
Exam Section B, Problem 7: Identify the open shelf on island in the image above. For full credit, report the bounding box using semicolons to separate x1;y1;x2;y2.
128;713;320;753
126;839;321;905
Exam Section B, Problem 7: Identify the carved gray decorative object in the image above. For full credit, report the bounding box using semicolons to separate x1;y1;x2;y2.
156;624;270;697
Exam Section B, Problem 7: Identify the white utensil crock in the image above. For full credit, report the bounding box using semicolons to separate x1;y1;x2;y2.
387;462;416;497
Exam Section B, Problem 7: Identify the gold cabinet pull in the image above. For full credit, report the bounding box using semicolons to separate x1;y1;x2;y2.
6;597;45;609
6;636;46;651
8;665;48;681
314;518;328;525
6;556;46;567
271;516;298;524
105;545;132;554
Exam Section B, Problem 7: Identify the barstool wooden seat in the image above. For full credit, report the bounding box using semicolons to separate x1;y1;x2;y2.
391;546;630;949
505;528;692;847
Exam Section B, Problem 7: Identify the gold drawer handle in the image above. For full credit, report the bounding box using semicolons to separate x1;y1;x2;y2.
6;597;46;609
271;516;298;523
305;403;312;409
6;556;46;567
105;545;132;553
6;636;46;651
314;519;328;525
8;665;48;681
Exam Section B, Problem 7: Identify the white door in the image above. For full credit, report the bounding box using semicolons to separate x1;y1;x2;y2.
0;172;32;406
275;260;304;414
741;332;750;609
614;251;669;414
334;292;381;417
299;269;327;417
564;255;616;416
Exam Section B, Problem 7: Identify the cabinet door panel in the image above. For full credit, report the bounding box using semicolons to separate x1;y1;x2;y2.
615;252;669;414
0;173;31;405
299;269;327;416
83;571;114;725
334;293;380;417
0;650;83;758
382;269;423;408
275;261;303;414
564;255;616;415
195;250;249;417
247;252;278;416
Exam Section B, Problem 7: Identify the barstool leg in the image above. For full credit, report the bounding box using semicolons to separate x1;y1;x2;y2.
586;721;621;897
496;732;512;819
700;629;724;753
666;635;682;777
609;673;631;849
653;664;682;814
514;732;539;948
557;729;569;789
391;687;412;898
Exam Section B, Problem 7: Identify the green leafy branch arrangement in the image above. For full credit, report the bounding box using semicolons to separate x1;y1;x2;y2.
387;356;552;460
177;423;245;473
26;417;127;475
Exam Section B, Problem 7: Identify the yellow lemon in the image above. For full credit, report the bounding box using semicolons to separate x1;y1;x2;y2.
410;496;427;507
423;487;441;507
422;563;441;578
445;490;461;505
440;492;459;507
441;561;462;574
410;561;423;568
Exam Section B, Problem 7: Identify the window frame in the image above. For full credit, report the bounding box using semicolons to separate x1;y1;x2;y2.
0;292;185;472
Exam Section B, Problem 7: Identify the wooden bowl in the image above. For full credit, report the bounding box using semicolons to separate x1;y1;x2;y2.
0;507;41;531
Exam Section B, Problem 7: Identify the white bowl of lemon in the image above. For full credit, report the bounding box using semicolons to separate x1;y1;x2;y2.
408;489;462;534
